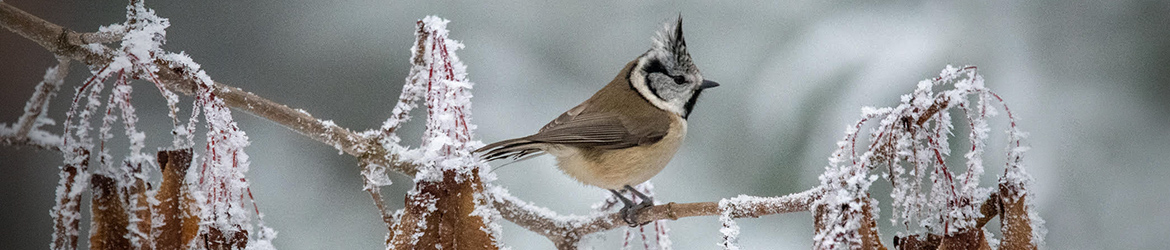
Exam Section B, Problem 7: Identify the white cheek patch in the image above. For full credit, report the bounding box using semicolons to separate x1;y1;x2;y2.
631;57;685;115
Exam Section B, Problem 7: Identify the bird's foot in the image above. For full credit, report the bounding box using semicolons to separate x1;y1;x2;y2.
613;185;656;227
619;199;654;227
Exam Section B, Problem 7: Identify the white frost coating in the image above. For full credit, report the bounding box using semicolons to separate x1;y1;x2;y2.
655;219;673;250
471;187;508;249
28;128;64;148
396;189;439;247
409;15;482;183
383;16;502;248
487;184;598;227
812;65;1043;248
717;199;740;250
191;61;258;248
364;14;440;191
0;124;64;149
398;16;481;184
893;66;996;235
983;227;1000;249
245;219;279;250
995;98;1047;247
13;62;67;141
54;40;111;249
813;113;880;249
361;162;394;188
716;189;821;249
319;120;347;155
109;1;273;245
64;1;171;208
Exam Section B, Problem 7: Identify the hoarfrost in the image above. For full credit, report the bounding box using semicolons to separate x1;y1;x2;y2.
385;16;502;249
472;187;508;250
246;219;279;250
486;184;595;229
717;199;740;250
811;65;1044;247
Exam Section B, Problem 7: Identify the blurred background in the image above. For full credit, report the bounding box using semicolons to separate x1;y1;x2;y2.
2;0;1168;249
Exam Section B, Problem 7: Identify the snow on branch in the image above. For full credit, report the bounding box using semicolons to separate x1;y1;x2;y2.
1;2;421;177
490;183;823;249
0;58;69;151
382;16;502;249
811;65;1045;249
2;2;421;247
31;1;279;248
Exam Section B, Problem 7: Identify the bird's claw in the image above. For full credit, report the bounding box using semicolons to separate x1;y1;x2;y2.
620;200;653;227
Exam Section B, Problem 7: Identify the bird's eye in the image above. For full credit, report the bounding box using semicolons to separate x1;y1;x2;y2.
671;75;686;85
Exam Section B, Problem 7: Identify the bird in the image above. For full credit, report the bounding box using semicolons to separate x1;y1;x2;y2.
476;16;718;225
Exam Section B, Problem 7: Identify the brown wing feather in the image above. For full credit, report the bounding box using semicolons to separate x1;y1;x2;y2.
525;112;643;149
476;138;542;161
477;60;674;161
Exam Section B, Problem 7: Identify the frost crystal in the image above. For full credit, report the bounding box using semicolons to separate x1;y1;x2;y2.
64;1;273;247
382;16;502;248
717;198;741;250
408;16;482;182
166;52;260;248
812;66;1043;248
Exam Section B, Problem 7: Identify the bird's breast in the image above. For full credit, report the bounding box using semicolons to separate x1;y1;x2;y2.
550;116;687;190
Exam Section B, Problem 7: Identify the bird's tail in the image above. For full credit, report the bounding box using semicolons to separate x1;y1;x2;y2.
475;138;545;162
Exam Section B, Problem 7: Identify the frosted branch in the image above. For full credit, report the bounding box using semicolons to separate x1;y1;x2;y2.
0;130;63;151
0;3;117;66
0;2;421;177
490;184;822;248
16;58;69;137
1;58;69;151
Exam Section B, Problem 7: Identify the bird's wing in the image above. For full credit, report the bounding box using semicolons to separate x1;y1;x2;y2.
527;105;668;149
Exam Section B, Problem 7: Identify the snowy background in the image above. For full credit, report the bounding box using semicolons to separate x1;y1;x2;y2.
2;0;1168;249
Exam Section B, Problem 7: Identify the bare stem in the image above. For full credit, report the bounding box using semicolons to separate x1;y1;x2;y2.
492;186;823;246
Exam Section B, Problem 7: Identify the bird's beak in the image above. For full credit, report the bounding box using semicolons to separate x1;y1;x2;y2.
699;79;720;89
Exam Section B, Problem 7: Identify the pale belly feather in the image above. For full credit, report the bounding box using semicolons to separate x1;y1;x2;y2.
548;117;687;190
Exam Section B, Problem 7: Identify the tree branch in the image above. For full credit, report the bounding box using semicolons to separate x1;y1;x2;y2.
490;185;823;247
0;3;116;66
15;58;69;138
0;2;419;176
0;132;62;151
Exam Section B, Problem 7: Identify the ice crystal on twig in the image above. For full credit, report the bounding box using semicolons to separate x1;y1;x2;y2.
48;1;275;248
812;65;1044;248
383;16;502;249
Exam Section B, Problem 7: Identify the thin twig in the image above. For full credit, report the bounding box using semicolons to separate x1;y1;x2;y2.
0;2;419;176
15;58;70;138
0;132;62;151
492;186;823;246
359;160;396;232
